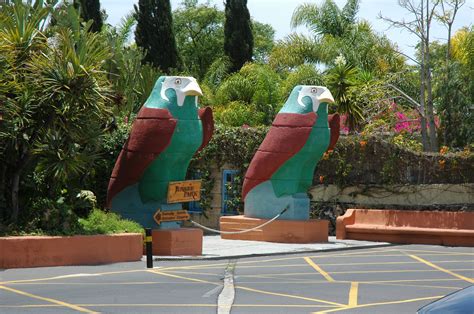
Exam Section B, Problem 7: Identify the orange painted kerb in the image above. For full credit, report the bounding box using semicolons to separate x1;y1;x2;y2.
336;209;474;247
220;215;329;243
0;233;143;269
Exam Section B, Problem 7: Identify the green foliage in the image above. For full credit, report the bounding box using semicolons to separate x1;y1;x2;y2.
432;27;474;148
278;64;324;103
291;0;360;37
134;0;179;72
74;0;104;32
224;0;253;73
0;0;111;223
212;63;282;125
173;1;224;79
252;21;275;63
105;13;162;117
214;101;265;127
325;62;362;130
78;209;143;235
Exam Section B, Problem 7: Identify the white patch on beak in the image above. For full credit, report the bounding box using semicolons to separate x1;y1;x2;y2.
297;86;334;112
161;76;203;106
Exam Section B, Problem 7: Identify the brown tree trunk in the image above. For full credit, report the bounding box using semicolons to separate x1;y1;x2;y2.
424;0;438;152
419;40;430;151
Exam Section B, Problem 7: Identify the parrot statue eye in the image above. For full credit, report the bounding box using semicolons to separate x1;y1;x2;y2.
311;87;318;94
175;78;182;85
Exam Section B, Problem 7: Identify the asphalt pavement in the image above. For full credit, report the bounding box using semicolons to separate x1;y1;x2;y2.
1;244;473;314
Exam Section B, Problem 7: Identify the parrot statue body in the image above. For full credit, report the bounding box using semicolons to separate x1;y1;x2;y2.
242;85;339;221
107;76;213;228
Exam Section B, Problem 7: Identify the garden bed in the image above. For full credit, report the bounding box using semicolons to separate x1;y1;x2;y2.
0;233;143;269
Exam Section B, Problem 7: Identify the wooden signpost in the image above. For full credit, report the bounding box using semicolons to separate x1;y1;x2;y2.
153;209;190;225
167;180;202;203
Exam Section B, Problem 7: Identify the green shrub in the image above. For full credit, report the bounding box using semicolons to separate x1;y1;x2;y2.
78;209;143;235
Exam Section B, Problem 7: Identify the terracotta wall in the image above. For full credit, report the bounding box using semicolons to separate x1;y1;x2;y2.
0;233;143;269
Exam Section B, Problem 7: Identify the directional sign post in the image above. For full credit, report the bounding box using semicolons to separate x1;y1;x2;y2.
153;209;190;226
167;180;202;204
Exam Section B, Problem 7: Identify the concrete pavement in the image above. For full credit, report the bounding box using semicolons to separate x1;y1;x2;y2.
152;235;391;260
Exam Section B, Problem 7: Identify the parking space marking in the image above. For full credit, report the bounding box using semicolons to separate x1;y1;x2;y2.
0;285;96;313
329;268;472;274
235;285;345;307
148;270;221;285
304;257;335;282
0;269;147;285
400;248;474;255
348;282;358;306
313;295;443;314
362;282;462;290
409;254;474;283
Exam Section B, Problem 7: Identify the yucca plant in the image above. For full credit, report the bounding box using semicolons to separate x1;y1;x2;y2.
0;0;112;222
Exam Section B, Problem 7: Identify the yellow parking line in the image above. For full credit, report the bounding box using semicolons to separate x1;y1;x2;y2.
348;282;358;306
329;268;472;274
401;248;474;255
148;270;220;285
304;257;335;282
0;269;146;285
358;278;463;284
235;285;344;307
409;255;474;283
313;295;443;314
0;285;96;313
0;303;337;309
363;282;462;290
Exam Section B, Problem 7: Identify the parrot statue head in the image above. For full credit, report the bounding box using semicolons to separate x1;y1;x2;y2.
144;76;203;118
280;85;335;115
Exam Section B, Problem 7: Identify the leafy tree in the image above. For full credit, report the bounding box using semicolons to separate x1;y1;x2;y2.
173;0;225;79
381;0;443;152
104;13;162;117
134;0;178;73
291;0;360;37
74;0;104;32
325;59;362;130
224;0;253;73
252;21;275;63
433;27;473;148
213;63;281;125
0;1;112;222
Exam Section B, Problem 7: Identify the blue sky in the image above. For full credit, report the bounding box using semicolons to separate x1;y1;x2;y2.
102;0;473;60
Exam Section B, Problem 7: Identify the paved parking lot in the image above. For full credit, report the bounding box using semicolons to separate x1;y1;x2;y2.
1;244;473;313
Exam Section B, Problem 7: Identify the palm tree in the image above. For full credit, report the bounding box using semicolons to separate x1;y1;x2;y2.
291;0;360;37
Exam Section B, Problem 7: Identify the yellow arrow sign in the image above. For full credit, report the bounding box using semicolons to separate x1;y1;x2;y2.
153;209;190;225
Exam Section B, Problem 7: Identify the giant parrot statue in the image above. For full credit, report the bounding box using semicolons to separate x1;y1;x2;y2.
107;76;214;228
242;85;340;221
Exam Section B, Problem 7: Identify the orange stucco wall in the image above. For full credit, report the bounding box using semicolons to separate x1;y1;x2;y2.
336;209;474;246
220;215;328;243
0;233;143;269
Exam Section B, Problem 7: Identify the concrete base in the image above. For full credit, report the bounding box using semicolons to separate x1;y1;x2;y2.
337;209;474;247
152;228;203;256
0;234;143;269
220;215;328;243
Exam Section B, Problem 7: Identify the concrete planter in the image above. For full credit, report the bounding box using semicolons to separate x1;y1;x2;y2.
0;233;143;269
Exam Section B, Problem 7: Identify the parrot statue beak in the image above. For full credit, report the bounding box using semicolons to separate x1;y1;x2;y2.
182;80;203;97
317;89;335;105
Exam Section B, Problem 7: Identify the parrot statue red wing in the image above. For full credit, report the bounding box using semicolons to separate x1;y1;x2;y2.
242;112;318;200
106;107;176;207
327;113;340;152
197;107;214;152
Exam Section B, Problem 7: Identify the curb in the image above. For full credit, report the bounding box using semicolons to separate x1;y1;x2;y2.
149;242;395;261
